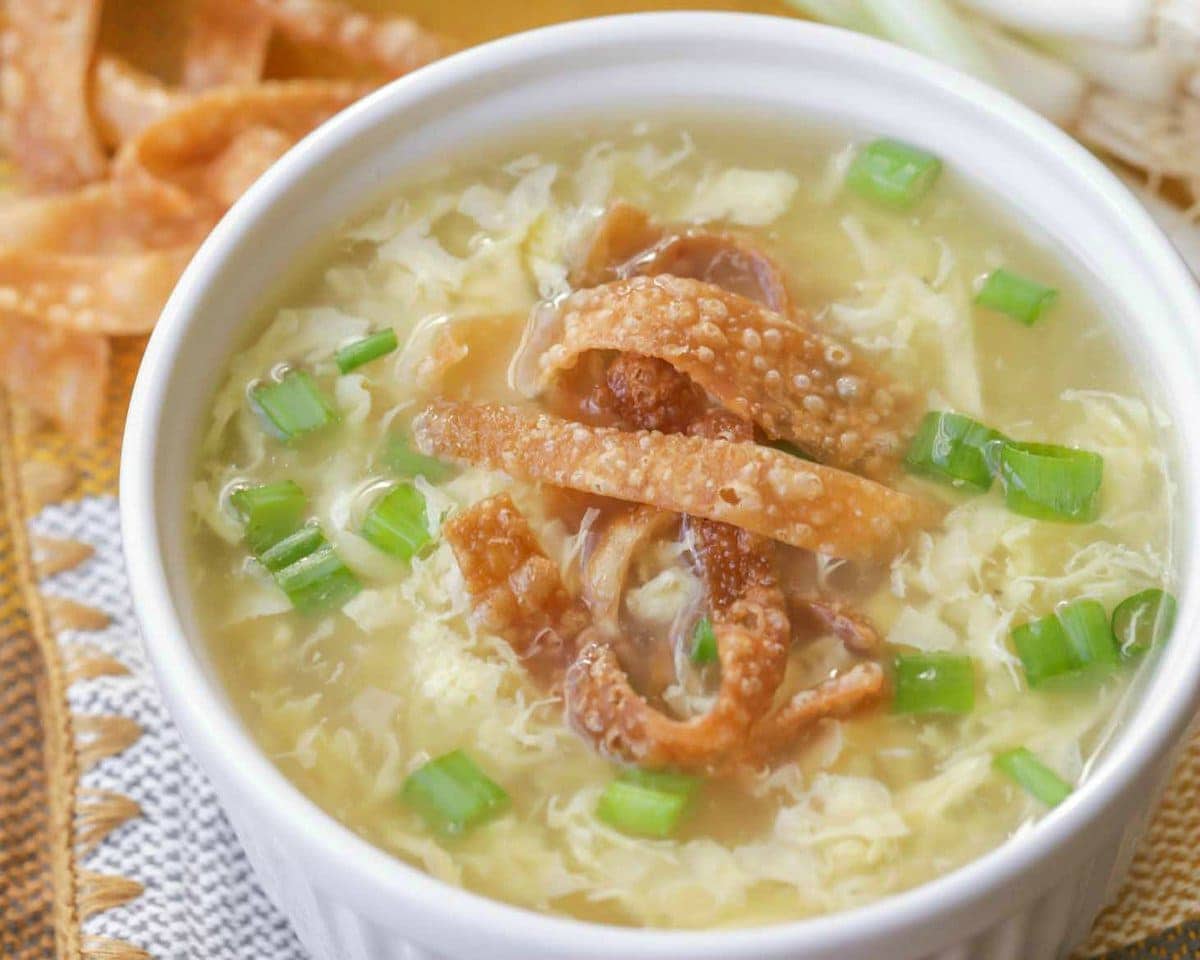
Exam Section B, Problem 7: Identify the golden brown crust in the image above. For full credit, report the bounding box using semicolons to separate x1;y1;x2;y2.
513;275;914;478
413;400;926;564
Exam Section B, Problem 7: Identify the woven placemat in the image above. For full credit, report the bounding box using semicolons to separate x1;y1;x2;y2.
0;339;1197;959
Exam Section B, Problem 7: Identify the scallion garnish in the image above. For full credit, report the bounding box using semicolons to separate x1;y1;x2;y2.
273;541;361;614
975;269;1058;326
360;483;432;560
690;617;718;665
904;411;1006;492
251;370;338;442
382;432;454;482
597;780;691;839
335;328;398;374
401;749;510;837
998;442;1103;523
1112;588;1177;659
258;523;326;573
993;748;1073;807
846;139;942;209
617;767;703;801
230;480;307;554
1011;599;1117;687
892;652;974;714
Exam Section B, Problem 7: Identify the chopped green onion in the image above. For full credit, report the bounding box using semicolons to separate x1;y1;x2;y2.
904;411;1006;492
617;767;703;801
993;748;1073;807
769;439;816;462
892;652;975;714
258;523;326;573
846;138;942;209
335;328;398;373
382;432;454;482
272;542;361;614
596;780;691;839
690;617;718;665
975;269;1058;326
251;370;338;442
1011;599;1117;687
1112;588;1177;659
230;480;307;554
998;442;1103;523
360;483;432;560
401;749;510;836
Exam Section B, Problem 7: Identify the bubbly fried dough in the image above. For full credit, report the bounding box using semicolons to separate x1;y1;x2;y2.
92;56;188;149
513;275;913;478
443;494;589;686
183;0;272;91
413;400;925;563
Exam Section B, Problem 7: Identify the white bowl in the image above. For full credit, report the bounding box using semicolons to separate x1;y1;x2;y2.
122;13;1200;960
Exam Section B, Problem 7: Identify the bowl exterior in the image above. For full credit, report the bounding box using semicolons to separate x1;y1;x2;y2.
122;13;1200;960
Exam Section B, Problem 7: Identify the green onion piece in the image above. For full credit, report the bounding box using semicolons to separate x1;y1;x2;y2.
975;269;1058;326
401;749;510;836
690;617;718;665
258;523;325;573
846;138;942;209
596;780;691;839
904;411;1006;492
1011;599;1117;687
993;748;1073;807
251;370;338;442
272;542;361;614
360;483;432;560
230;480;307;554
998;442;1103;523
769;439;816;462
382;432;454;482
618;767;703;801
335;328;398;374
892;652;975;714
1112;588;1177;659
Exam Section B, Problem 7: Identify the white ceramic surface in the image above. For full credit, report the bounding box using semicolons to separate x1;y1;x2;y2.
121;13;1200;960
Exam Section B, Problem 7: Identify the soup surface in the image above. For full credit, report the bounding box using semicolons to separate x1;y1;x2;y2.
190;120;1175;928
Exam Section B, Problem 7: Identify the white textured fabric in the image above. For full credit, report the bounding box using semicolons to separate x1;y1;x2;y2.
31;495;309;959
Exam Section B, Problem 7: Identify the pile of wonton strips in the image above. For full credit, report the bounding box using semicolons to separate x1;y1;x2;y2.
0;0;450;443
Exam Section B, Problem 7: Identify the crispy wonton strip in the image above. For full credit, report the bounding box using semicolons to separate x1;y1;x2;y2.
0;309;108;443
92;56;187;148
253;0;450;77
574;201;792;313
113;80;365;204
413;400;925;563
203;126;296;207
739;662;887;768
582;506;677;628
513;275;914;478
0;247;194;334
2;0;107;189
0;181;212;253
443;494;589;686
183;0;273;91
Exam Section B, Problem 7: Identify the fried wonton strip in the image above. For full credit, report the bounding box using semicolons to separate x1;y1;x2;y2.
0;181;211;253
0;309;108;443
739;662;887;768
797;598;881;656
92;56;187;148
583;506;677;627
0;247;194;334
2;0;107;189
113;80;365;204
182;0;273;91
566;561;789;769
443;494;589;686
253;0;450;77
513;275;914;478
413;401;925;564
574;201;792;313
202;126;295;207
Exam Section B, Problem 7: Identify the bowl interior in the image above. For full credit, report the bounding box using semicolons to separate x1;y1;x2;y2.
124;13;1200;959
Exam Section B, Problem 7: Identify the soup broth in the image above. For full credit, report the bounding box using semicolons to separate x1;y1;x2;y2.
189;120;1174;928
